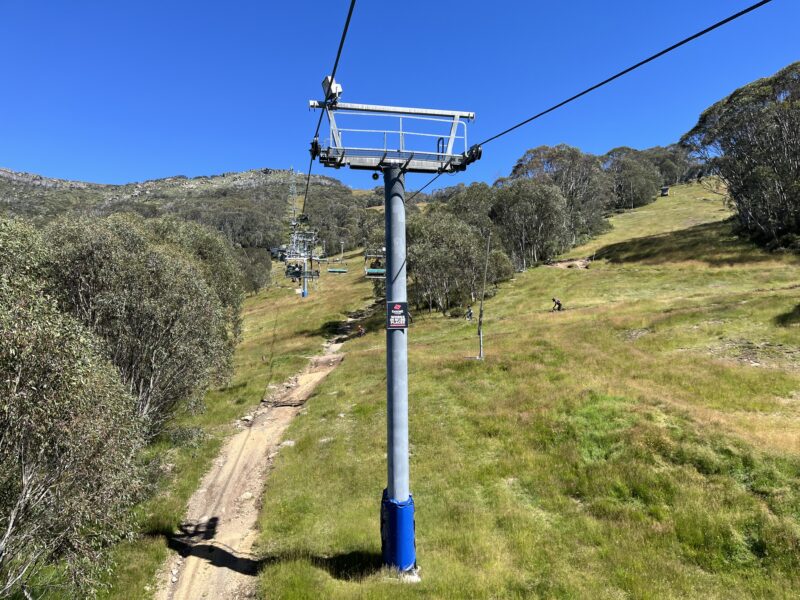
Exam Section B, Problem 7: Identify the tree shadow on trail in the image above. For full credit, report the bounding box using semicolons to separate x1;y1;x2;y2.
297;302;384;342
594;221;790;267
298;320;344;339
153;521;383;580
775;305;800;327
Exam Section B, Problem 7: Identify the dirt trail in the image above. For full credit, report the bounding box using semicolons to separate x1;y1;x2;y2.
154;341;344;600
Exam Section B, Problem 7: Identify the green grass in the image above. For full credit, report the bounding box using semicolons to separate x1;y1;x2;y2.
95;251;373;599
250;183;800;598
564;181;731;258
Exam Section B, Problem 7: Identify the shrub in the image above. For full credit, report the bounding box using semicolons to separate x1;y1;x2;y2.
148;216;245;342
43;214;234;434
0;220;144;598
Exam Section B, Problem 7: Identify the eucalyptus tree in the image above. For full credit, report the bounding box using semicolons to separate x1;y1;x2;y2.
509;144;609;245
445;182;496;238
43;214;237;434
492;179;568;268
639;144;693;185
303;179;368;254
682;61;800;243
407;209;484;312
603;147;662;210
0;219;143;598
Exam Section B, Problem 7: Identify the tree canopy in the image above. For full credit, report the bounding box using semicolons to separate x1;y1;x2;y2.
682;61;800;245
43;214;241;434
0;220;144;598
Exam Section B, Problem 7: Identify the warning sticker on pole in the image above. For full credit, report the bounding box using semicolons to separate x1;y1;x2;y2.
386;301;409;330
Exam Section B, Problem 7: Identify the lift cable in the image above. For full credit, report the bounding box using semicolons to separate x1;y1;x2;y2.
301;0;357;218
406;0;774;203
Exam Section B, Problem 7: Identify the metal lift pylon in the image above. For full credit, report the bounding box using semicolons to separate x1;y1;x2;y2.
309;76;481;574
284;228;319;297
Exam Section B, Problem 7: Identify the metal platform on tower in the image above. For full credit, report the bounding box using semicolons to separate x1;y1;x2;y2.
309;78;481;175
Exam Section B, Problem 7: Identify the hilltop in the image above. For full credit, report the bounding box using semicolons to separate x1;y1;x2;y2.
0;166;368;293
0;166;345;222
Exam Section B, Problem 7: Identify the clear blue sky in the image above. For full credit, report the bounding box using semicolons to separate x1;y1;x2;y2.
1;1;797;191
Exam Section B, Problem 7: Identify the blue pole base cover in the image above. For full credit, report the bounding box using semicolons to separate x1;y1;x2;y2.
380;489;416;571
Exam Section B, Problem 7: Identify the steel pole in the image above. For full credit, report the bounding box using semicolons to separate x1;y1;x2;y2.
385;166;408;501
302;257;308;298
380;165;415;572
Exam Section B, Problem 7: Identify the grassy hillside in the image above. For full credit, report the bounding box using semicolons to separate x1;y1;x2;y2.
249;182;800;598
95;255;373;599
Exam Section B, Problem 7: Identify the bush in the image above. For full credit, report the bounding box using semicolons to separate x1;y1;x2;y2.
236;247;272;294
449;306;466;318
148;217;245;342
0;220;144;598
43;214;236;434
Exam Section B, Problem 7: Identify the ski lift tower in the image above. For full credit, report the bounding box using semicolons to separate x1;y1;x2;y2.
285;228;319;297
309;76;481;573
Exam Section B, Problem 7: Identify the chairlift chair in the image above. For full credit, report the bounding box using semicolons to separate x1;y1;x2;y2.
284;263;303;280
364;247;386;279
364;264;385;278
284;263;319;280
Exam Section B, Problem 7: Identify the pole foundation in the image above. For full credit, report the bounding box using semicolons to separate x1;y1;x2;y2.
380;489;416;571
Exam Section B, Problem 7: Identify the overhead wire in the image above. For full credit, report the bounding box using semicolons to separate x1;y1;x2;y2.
406;0;774;203
301;0;356;218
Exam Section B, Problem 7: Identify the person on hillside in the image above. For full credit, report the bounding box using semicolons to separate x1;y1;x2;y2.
356;325;366;337
465;305;474;321
551;297;563;312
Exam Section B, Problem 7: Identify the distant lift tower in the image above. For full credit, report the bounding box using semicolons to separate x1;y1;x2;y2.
284;229;319;298
310;76;481;573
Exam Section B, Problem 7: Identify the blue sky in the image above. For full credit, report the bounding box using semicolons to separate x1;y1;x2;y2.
1;1;797;191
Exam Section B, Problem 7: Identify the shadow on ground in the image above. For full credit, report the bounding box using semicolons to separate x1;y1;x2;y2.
299;320;344;338
298;301;384;341
156;522;383;580
594;221;787;267
775;305;800;327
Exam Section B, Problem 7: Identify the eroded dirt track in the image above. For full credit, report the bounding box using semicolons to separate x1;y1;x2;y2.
155;344;344;600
